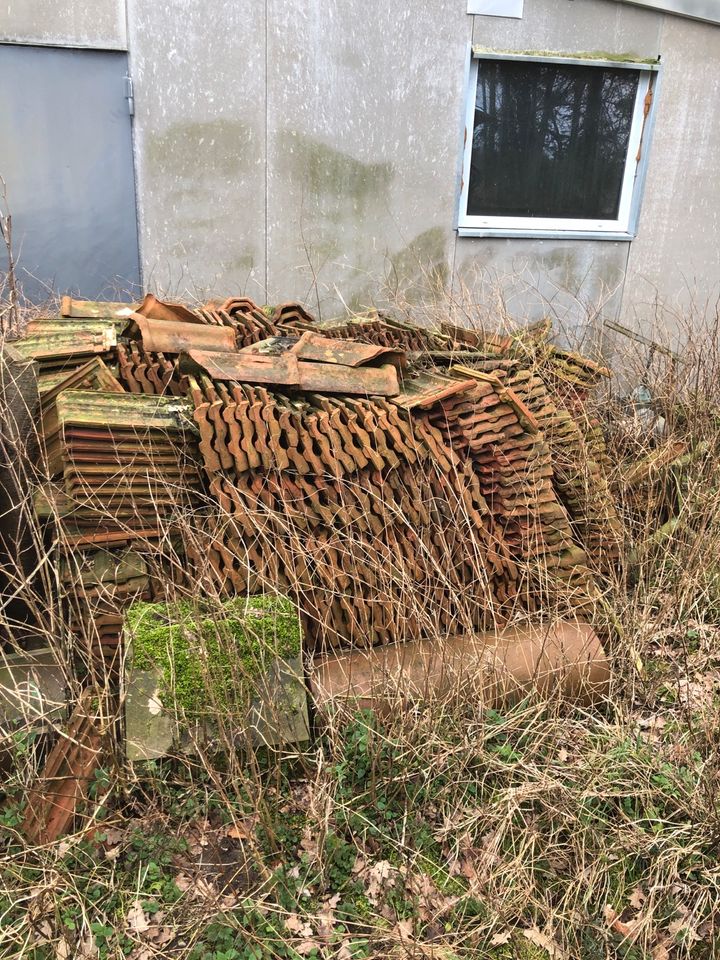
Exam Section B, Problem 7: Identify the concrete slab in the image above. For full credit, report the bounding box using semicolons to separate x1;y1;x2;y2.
125;666;176;761
1;0;126;50
265;0;470;317
125;656;310;760
247;656;310;748
0;647;66;731
128;0;267;301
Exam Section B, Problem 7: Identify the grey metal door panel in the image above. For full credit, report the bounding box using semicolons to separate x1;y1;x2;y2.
0;44;140;302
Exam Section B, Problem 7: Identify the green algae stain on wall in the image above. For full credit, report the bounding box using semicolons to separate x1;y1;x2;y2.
386;226;451;301
277;130;395;215
145;118;256;179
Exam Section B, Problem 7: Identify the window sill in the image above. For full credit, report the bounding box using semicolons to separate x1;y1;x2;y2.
457;227;636;241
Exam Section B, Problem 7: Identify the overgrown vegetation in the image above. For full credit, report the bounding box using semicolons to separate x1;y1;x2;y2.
3;290;720;959
3;693;720;958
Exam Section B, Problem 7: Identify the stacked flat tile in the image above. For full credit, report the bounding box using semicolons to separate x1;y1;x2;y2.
25;312;202;674
55;390;196;672
509;345;623;571
424;374;596;613
165;326;607;652
13;319;120;393
185;376;512;648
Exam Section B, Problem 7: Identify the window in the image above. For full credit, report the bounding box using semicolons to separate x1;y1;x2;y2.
458;52;659;239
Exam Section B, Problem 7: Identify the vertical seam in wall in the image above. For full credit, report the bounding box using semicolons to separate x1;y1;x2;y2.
614;11;665;337
124;0;144;292
450;15;476;296
264;0;269;298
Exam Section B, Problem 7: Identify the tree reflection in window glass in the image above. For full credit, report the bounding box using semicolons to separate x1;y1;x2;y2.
467;60;640;219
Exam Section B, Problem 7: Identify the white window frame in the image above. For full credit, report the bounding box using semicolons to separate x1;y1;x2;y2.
457;51;660;240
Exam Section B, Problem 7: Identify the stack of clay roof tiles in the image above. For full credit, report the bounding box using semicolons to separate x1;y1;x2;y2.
13;293;622;667
27;307;201;676
9;295;626;840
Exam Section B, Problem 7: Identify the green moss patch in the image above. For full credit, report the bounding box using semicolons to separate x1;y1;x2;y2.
126;595;301;721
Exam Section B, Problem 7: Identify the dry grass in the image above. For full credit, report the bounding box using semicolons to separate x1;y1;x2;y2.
2;288;720;959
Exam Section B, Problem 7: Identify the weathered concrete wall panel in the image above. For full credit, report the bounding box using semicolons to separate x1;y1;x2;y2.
265;0;470;317
453;238;630;346
127;0;266;300
454;0;665;332
471;0;664;56
123;0;719;343
1;0;127;49
622;14;720;340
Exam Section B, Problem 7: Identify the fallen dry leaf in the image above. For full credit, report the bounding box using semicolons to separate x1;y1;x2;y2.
226;822;250;841
366;859;398;905
125;899;150;935
285;913;315;937
457;857;481;889
405;871;458;924
336;942;353;960
603;905;644;940
629;886;646;910
32;918;52;942
299;825;319;860
55;938;72;960
521;926;568;960
128;949;153;960
102;826;126;845
76;929;100;960
637;715;667;730
668;918;701;943
652;943;671;960
173;873;218;901
317;891;341;940
490;930;512;946
145;923;175;946
296;940;321;956
391;917;414;941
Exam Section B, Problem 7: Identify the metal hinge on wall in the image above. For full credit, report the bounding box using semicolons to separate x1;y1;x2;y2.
124;74;135;116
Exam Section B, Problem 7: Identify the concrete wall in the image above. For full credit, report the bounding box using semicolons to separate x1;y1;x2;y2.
622;13;720;341
127;0;689;334
458;0;665;342
264;0;469;317
127;0;471;316
1;0;126;49
4;0;720;339
126;0;266;301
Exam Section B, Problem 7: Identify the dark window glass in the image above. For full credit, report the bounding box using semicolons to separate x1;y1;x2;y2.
466;59;640;220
